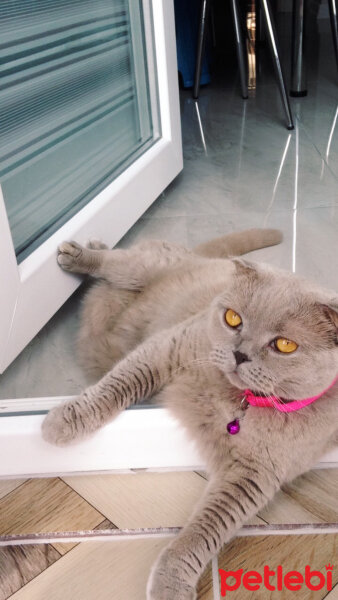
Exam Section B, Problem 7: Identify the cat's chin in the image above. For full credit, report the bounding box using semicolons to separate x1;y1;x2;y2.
226;371;248;390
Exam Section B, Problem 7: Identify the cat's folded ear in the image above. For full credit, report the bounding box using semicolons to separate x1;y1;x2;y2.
317;300;338;344
232;257;258;271
232;258;260;278
320;302;338;330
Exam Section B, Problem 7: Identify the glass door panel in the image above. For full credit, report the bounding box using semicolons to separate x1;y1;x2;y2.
0;0;159;262
0;0;185;482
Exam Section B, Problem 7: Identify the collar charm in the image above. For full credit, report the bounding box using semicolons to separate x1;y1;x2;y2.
227;419;240;435
226;397;248;435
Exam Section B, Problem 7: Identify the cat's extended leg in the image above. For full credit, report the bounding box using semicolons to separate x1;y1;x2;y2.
42;318;197;446
57;239;191;290
147;461;281;600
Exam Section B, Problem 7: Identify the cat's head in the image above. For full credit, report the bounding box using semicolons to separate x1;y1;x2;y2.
208;260;338;400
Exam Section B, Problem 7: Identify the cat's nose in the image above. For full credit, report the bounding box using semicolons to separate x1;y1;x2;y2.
233;351;250;365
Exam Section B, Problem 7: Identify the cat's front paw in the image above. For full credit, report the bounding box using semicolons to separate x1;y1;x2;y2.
42;398;89;446
147;577;196;600
147;550;197;600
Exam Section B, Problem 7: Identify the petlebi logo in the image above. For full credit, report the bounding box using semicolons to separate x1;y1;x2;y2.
219;564;334;596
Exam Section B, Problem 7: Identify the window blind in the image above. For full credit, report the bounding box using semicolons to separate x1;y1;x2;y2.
0;0;157;261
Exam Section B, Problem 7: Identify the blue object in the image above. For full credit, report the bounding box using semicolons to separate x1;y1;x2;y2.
174;0;211;88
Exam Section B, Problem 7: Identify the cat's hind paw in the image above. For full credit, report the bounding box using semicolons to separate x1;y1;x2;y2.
57;240;85;271
86;239;109;250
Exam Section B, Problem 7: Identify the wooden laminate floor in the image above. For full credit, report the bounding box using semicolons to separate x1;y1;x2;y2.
0;469;337;599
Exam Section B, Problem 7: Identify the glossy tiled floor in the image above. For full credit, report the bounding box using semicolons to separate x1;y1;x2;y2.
0;26;337;400
0;14;337;600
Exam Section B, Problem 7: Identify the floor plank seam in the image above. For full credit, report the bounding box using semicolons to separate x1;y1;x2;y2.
323;583;338;598
0;480;27;503
1;543;63;600
60;478;119;528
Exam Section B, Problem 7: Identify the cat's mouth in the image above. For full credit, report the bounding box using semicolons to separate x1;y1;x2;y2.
229;369;275;397
227;370;248;390
214;357;275;395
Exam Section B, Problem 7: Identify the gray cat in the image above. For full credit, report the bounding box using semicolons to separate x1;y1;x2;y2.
42;229;338;600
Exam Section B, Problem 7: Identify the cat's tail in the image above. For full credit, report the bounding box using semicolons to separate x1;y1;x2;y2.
193;228;283;258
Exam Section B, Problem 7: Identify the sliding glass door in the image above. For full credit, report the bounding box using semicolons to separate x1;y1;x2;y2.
0;0;182;374
0;0;159;262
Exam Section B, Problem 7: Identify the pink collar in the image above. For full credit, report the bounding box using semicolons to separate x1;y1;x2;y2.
244;376;338;413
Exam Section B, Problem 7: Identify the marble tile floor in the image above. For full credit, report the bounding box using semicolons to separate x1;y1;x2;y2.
0;469;337;599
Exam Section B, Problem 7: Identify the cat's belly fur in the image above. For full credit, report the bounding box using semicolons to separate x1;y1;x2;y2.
78;260;233;377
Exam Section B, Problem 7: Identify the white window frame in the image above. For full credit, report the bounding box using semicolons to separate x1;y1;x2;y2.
0;0;182;373
0;401;337;478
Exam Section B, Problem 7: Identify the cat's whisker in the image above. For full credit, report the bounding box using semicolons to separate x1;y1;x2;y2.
268;388;303;417
260;392;280;413
256;390;289;415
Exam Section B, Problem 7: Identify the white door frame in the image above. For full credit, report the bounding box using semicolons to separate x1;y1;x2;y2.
0;0;182;373
0;401;337;479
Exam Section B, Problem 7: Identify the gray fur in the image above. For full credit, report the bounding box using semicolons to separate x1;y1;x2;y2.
42;229;338;600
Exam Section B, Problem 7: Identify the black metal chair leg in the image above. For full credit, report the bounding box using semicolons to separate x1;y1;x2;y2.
328;0;338;72
290;0;307;97
193;0;211;99
260;0;294;129
230;0;249;99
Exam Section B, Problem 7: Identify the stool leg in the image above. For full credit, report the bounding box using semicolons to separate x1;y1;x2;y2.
260;0;294;129
290;0;307;96
230;0;249;99
193;0;211;99
328;0;338;72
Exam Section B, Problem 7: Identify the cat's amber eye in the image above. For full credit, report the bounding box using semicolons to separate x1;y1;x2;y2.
224;309;242;328
274;338;298;353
